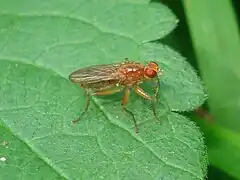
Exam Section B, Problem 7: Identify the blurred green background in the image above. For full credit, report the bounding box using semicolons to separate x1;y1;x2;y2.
157;0;240;179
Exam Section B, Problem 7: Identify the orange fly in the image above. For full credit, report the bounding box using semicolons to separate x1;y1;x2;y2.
69;58;163;134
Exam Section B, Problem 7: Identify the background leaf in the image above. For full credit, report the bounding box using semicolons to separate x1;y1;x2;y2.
183;0;240;131
0;0;207;179
182;0;240;179
193;116;240;180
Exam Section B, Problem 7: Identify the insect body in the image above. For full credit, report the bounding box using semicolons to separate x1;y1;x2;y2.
69;58;163;134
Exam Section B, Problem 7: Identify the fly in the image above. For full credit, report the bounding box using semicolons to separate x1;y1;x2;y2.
69;58;163;134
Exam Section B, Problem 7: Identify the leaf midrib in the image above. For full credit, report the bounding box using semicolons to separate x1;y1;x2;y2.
0;119;68;179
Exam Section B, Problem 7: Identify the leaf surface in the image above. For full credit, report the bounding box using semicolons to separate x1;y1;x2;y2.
0;0;207;179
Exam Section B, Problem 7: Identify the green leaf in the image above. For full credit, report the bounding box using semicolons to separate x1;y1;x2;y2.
183;0;240;132
0;0;207;179
193;115;240;180
183;1;240;178
0;125;65;179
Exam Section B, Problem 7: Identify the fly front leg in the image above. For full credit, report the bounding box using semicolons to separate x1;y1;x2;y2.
154;77;160;103
122;88;139;135
72;88;122;123
134;86;159;123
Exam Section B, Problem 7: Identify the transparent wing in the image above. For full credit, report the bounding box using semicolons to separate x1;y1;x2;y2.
69;63;121;84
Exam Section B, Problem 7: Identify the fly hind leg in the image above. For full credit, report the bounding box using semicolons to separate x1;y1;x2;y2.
72;88;122;123
122;88;139;135
72;89;91;123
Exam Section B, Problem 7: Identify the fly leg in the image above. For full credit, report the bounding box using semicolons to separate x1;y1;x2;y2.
72;88;122;123
154;77;160;103
72;88;91;123
122;88;139;135
134;86;159;123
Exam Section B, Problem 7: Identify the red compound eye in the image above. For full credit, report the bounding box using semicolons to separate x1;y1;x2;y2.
145;68;157;78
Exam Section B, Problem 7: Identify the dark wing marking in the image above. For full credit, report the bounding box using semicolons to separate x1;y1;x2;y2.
69;63;121;84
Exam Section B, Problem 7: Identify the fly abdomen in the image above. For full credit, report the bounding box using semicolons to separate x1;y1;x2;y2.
82;80;119;90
